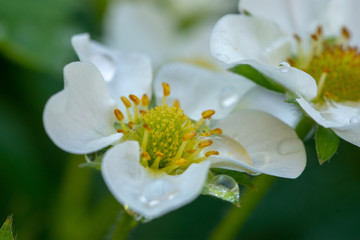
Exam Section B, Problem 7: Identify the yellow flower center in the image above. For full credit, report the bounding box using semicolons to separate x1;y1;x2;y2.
289;27;360;103
113;83;220;175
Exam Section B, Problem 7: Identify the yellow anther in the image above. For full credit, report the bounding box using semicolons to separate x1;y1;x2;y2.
156;152;164;158
293;34;301;42
183;132;197;141
128;121;135;130
141;152;151;160
121;96;132;108
174;158;187;166
162;82;170;97
198;139;213;148
200;132;211;137
316;26;323;36
139;110;147;115
201;110;215;119
114;109;124;121
205;151;219;157
311;34;318;41
143;123;152;132
173;100;180;109
129;94;140;105
187;149;196;154
141;94;150;107
117;129;126;134
211;128;223;135
342;27;350;39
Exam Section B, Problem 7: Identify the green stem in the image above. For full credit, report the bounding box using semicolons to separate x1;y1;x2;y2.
209;175;276;240
109;209;138;240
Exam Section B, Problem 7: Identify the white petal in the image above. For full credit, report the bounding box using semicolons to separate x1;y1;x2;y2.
71;34;152;102
208;110;306;178
240;0;329;38
297;98;360;147
325;0;360;47
237;59;318;101
43;62;122;154
154;63;255;119
210;14;291;65
103;2;175;67
236;86;303;128
101;141;211;219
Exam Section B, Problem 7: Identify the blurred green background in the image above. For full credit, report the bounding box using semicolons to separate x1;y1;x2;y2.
1;0;360;239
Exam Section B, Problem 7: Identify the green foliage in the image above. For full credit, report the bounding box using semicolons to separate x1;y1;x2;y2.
315;126;340;164
229;64;287;94
0;216;15;240
0;0;88;72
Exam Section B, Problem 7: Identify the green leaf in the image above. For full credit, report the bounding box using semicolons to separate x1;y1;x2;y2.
211;168;256;190
229;64;287;94
315;126;340;164
0;215;15;240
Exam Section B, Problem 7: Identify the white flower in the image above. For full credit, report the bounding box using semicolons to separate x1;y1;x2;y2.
43;61;306;219
102;0;236;69
210;0;360;147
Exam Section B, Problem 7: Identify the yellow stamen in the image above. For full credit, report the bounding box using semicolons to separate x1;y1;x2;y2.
205;151;219;157
198;139;213;148
128;121;135;130
121;96;133;121
174;158;187;166
201;110;215;119
162;82;170;106
141;94;150;111
117;129;126;134
174;132;197;160
151;152;164;169
142;123;151;151
129;94;140;121
173;99;180;109
210;128;223;135
114;109;127;130
141;151;151;167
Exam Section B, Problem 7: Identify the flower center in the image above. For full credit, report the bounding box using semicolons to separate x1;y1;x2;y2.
289;27;360;103
113;83;220;175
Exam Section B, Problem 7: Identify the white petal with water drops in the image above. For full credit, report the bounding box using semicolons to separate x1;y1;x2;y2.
208;110;306;178
154;63;255;119
101;141;211;219
210;14;291;65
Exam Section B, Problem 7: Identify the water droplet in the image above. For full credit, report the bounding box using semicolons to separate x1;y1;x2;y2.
124;205;151;222
219;87;239;108
278;62;290;73
349;116;359;124
89;54;116;82
277;138;302;155
209;135;253;166
202;175;240;206
139;179;178;208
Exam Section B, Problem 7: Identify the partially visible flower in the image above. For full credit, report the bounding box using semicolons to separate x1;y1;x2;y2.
43;60;306;219
102;0;236;69
211;0;360;147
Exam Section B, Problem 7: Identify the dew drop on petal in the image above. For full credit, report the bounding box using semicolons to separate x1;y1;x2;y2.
209;135;253;166
349;116;359;124
124;205;151;223
203;175;240;206
278;62;290;73
277;138;303;155
219;86;239;108
139;179;178;208
89;54;116;82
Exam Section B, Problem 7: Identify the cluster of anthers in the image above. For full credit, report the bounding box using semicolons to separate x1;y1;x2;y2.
288;26;360;103
113;83;221;175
